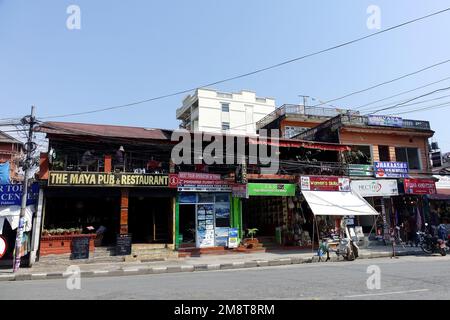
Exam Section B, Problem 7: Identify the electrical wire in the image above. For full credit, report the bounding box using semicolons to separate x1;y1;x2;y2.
38;7;450;120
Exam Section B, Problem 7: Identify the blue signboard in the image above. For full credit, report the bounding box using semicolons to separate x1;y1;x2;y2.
368;115;403;128
0;183;39;206
374;161;409;178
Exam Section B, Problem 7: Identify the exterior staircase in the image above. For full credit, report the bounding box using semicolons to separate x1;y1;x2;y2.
37;246;125;265
125;243;178;262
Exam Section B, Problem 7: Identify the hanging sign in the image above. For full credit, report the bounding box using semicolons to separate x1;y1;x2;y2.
348;164;373;177
404;178;436;195
300;176;350;192
374;162;409;178
351;179;399;197
48;171;169;187
247;183;296;196
0;235;6;259
368;115;403;127
0;183;39;206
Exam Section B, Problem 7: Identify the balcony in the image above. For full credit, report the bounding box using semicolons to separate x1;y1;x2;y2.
257;104;355;129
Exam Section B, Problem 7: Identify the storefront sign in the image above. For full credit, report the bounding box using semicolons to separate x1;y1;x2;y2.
0;183;39;206
434;175;450;190
228;228;239;248
368;115;403;127
48;171;169;187
247;183;296;196
232;184;248;198
404;178;436;195
178;172;221;180
348;164;373;177
300;176;350;192
351;179;399;197
374;161;409;178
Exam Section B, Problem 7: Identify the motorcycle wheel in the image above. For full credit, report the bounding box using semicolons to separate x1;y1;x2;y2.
421;243;433;254
440;248;447;256
346;248;355;261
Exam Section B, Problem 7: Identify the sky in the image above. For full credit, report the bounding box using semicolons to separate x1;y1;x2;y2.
1;1;450;151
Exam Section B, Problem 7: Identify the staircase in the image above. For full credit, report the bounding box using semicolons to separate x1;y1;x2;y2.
126;243;178;262
254;236;281;251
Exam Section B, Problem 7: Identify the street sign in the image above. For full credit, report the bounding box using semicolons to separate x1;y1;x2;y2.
0;236;6;259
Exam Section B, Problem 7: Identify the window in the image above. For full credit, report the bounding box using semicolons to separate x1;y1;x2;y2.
221;122;230;130
345;145;372;164
221;103;230;112
284;126;308;138
395;147;420;170
378;145;390;161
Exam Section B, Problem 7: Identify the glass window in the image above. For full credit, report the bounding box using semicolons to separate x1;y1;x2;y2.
222;122;230;130
197;193;215;203
345;145;372;164
378;145;390;161
221;103;230;112
395;147;420;170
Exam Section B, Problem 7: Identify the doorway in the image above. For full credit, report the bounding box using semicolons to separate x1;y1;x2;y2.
179;204;196;245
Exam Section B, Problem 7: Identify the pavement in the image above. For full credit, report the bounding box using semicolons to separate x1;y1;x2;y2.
1;255;449;300
0;245;425;282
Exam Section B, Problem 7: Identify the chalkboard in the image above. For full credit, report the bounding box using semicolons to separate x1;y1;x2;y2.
116;234;132;256
71;237;90;260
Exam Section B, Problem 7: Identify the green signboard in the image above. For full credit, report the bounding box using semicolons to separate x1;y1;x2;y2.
348;164;373;177
247;183;296;196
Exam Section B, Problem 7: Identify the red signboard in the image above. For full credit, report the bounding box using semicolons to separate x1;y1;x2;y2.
300;176;350;192
404;178;436;195
178;172;221;181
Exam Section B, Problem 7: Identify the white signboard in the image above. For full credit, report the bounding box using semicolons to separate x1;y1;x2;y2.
434;175;450;190
351;179;398;197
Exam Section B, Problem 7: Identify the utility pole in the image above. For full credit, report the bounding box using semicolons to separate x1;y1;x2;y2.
13;106;36;272
298;95;309;108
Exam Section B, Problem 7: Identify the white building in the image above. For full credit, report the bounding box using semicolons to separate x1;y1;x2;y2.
176;88;276;135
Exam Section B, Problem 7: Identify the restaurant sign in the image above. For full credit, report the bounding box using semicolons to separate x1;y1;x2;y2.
404;178;436;195
368;115;403;128
247;183;296;196
300;176;350;192
374;161;409;178
351;179;398;197
48;171;169;187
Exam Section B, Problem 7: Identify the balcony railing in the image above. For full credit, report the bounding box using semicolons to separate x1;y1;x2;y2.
340;115;431;130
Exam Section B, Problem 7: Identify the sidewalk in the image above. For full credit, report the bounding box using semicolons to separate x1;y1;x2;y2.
0;246;424;282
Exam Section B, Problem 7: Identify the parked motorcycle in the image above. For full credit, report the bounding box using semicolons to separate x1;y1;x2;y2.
417;223;447;256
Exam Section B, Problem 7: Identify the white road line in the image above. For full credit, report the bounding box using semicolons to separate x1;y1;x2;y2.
345;289;429;298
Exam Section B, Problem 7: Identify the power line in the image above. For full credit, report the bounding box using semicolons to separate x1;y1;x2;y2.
366;86;450;114
355;76;450;111
311;59;450;108
39;7;450;120
388;100;450;116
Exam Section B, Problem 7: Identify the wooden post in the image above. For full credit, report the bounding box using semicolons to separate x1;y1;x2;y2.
120;188;129;234
104;155;112;173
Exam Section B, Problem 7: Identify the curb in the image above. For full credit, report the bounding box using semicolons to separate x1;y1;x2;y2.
5;250;422;282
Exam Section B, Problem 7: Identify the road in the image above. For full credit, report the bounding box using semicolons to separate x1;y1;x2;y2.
1;255;449;300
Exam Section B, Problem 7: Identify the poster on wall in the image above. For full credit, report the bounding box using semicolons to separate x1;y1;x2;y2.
196;204;215;248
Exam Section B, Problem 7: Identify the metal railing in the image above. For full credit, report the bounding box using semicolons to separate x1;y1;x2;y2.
340;115;431;130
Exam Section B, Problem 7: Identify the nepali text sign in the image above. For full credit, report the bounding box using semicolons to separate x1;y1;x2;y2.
404;178;436;195
351;179;399;197
174;172;235;192
48;171;169;187
248;183;296;196
374;161;409;178
368;115;403;128
300;176;350;192
0;183;39;206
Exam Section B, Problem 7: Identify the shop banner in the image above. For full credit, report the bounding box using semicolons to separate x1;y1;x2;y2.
300;176;350;192
247;183;296;196
374;161;409;178
434;175;450;191
351;179;398;197
48;171;169;187
0;183;39;206
178;172;221;181
348;164;373;177
404;178;436;195
368;115;403;127
171;172;235;192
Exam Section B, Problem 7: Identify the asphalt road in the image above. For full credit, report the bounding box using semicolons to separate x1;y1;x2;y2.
1;255;450;300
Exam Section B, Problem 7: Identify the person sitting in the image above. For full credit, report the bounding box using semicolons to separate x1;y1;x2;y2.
81;150;96;170
114;146;125;171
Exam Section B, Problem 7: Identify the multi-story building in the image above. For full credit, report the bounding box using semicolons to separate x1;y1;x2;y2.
176;88;276;135
0;130;23;183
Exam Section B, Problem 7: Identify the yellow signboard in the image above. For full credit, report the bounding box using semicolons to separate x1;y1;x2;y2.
48;171;169;187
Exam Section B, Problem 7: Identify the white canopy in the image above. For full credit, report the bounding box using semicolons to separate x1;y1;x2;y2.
302;191;379;216
0;205;34;235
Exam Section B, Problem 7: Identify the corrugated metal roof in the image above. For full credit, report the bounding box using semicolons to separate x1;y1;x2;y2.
36;121;172;141
0;131;23;144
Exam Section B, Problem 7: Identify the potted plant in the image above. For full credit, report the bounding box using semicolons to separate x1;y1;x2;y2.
244;228;259;248
56;228;65;235
75;228;82;235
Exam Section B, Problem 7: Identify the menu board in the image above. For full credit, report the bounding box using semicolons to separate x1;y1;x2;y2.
71;237;90;260
116;234;132;256
196;204;215;248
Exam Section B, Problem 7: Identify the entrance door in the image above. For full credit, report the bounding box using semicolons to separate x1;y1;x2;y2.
128;197;172;243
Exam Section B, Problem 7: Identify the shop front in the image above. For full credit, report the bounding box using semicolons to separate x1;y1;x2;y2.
429;175;450;224
0;183;39;266
241;182;299;246
41;171;174;257
174;172;242;249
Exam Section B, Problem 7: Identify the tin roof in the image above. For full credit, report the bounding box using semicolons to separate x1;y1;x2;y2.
36;121;172;141
0;131;23;145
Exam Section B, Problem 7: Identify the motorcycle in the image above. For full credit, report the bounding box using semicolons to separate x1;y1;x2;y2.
417;223;447;256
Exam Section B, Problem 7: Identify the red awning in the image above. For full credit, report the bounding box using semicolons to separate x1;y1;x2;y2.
248;138;350;152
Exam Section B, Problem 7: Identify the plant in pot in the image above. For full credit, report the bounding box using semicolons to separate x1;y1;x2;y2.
75;228;82;235
245;228;259;248
56;228;65;236
69;228;76;235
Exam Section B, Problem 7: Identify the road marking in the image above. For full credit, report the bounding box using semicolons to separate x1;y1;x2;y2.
345;289;429;298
